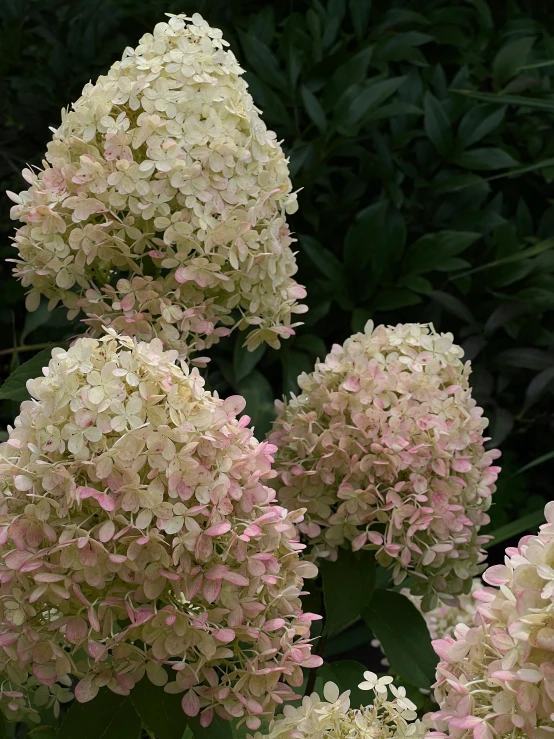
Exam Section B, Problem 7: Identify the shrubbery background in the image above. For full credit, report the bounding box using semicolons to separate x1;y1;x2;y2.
2;0;554;591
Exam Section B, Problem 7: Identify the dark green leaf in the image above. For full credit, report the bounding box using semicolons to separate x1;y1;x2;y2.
349;0;372;39
424;91;452;155
238;32;284;90
511;450;554;477
453;89;554;112
365;102;423;122
0;346;60;402
130;679;187;739
457;104;506;149
493;348;554;370
236;371;275;438
300;235;344;280
404;231;480;274
293;334;327;360
344;201;388;272
363;590;438;689
57;692;141;739
484;509;545;549
340;76;406;130
315;660;369;708
428;290;476;323
234;339;266;384
454;147;519;170
189;715;233;739
301;85;327;133
374;288;421;310
282;349;313;395
493;37;535;88
524;366;554;411
321;549;376;636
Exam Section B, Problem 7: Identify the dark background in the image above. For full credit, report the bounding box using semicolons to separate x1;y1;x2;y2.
1;0;554;608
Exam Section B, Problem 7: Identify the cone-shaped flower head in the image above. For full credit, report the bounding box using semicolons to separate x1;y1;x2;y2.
8;13;306;358
250;672;425;739
270;322;501;601
427;503;554;739
0;330;320;727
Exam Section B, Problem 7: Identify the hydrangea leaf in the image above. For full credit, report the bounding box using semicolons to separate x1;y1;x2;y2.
57;691;141;739
322;549;376;636
129;679;187;739
363;590;437;689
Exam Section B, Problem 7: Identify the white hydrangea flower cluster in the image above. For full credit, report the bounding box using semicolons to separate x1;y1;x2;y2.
8;13;306;357
427;503;554;739
250;672;425;739
0;331;321;727
270;322;501;599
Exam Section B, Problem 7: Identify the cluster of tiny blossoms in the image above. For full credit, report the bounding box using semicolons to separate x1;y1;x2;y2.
0;331;321;727
8;13;306;358
427;502;554;739
270;322;501;600
251;671;425;739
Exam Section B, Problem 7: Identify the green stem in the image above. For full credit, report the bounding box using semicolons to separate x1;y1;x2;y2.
0;342;54;357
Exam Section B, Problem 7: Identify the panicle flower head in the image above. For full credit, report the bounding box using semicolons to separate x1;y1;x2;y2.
8;13;306;358
0;330;321;727
270;322;501;601
250;672;425;739
426;502;554;739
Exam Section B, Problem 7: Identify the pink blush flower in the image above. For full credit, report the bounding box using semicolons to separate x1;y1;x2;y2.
271;322;500;603
0;330;319;726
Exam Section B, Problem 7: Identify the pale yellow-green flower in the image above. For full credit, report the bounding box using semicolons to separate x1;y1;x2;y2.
8;14;306;358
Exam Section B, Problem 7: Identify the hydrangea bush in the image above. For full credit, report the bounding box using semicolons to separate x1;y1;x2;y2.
251;671;425;739
270;321;501;602
7;13;306;358
427;502;554;739
0;330;321;727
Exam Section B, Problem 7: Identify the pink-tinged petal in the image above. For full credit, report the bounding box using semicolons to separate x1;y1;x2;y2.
97;494;116;511
66;617;88;644
182;689;200;717
75;677;99;703
451;458;472;473
205;564;229;580
200;708;213;727
4;550;34;570
33;664;57;686
77;486;99;500
222;571;249;586
223;395;246;416
483;565;510;586
263;619;286;632
98;520;115;542
109;554;127;564
491;670;516;681
517;682;539;712
0;633;18;647
205;522;231;537
302;655;323;668
214;629;235;643
175;267;193;284
474;723;492;739
450;716;482;729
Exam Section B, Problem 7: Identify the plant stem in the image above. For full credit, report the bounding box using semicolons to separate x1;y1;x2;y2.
0;342;53;357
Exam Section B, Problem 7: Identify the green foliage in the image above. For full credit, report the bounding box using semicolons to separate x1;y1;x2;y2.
321;549;376;636
363;590;438;689
129;680;187;739
56;691;141;739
